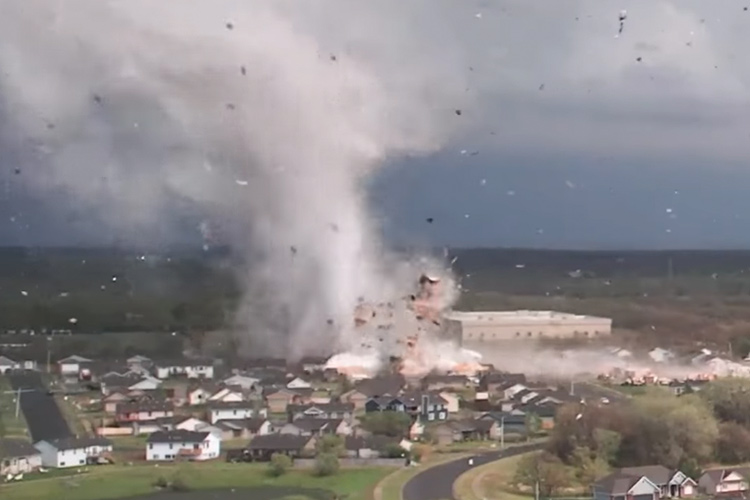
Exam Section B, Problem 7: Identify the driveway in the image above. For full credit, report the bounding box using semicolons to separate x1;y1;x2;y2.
403;442;544;500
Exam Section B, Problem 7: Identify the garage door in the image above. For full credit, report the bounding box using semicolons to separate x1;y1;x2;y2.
633;494;654;500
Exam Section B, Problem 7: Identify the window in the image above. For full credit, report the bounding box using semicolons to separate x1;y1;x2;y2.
154;454;159;459
428;413;435;421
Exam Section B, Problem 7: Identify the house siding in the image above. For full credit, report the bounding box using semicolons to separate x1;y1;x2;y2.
146;435;220;461
0;453;42;475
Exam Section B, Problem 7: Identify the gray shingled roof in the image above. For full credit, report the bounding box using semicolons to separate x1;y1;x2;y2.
0;439;39;459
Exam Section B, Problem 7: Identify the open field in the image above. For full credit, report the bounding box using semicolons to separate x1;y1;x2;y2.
0;376;29;439
0;462;394;500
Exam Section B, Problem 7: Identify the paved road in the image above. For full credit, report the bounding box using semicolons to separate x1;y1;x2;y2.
403;442;545;500
9;371;72;443
574;381;630;404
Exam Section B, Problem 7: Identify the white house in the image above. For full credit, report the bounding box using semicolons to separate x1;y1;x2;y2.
208;401;267;424
146;430;220;461
57;355;92;377
188;386;213;406
34;437;112;468
155;360;214;379
0;355;20;374
287;377;312;390
649;348;674;363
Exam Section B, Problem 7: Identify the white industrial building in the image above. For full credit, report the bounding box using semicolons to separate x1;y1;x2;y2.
443;310;612;343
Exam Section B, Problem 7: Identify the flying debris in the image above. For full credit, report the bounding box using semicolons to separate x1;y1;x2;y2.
426;217;434;224
235;180;249;186
326;319;334;326
618;9;627;35
539;83;545;91
480;179;487;186
290;246;298;255
225;22;234;30
636;56;642;62
13;168;20;175
20;291;28;296
92;94;103;104
68;318;78;324
240;66;246;76
330;54;337;61
226;103;236;110
329;223;339;232
454;109;462;116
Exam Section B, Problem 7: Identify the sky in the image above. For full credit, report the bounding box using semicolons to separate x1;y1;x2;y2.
2;0;750;250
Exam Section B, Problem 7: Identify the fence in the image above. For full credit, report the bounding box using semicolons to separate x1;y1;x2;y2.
293;458;407;469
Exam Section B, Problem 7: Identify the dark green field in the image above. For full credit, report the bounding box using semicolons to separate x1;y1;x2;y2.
2;247;750;359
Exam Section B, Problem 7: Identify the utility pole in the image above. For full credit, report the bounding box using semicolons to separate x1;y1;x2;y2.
500;416;505;449
535;480;540;500
569;379;574;396
15;387;21;419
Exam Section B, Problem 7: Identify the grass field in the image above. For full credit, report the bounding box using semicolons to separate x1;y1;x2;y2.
0;376;29;440
0;461;394;500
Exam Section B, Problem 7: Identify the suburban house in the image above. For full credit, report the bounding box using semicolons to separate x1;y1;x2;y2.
340;374;407;410
115;401;175;423
126;355;153;369
214;418;272;441
208;386;247;404
279;418;351;437
365;393;448;421
340;388;369;410
57;355;93;377
146;430;221;461
439;392;460;413
155;359;214;379
208;401;266;424
266;388;307;413
698;467;750;496
0;439;42;476
187;385;216;406
103;392;131;414
0;355;20;374
34;437;113;468
595;466;697;500
287;403;355;423
246;434;316;461
431;419;500;445
286;377;312;390
479;411;528;435
514;403;558;429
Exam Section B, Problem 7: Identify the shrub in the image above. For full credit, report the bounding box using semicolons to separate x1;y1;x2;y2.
170;474;190;492
152;475;169;489
314;452;340;477
269;452;293;477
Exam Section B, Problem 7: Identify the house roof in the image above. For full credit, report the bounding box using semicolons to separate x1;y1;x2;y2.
58;355;92;364
116;400;174;413
287;403;354;414
514;402;558;418
147;430;209;443
208;401;256;410
0;439;39;459
702;467;750;486
0;355;17;366
596;466;685;494
156;358;214;368
594;473;647;495
354;374;405;398
344;435;398;451
400;392;448;406
617;466;674;485
247;434;312;451
422;374;469;385
290;418;342;432
42;436;112;451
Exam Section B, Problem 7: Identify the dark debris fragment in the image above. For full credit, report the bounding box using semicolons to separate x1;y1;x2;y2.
330;54;337;61
426;217;434;224
93;94;103;104
226;103;236;110
454;109;462;116
290;246;297;255
226;22;234;30
241;66;246;76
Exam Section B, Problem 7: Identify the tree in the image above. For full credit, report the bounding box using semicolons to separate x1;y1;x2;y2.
314;453;340;477
525;412;542;438
383;443;408;458
716;422;750;464
592;428;621;465
317;435;344;456
269;452;292;477
359;412;411;437
700;378;750;426
514;452;571;498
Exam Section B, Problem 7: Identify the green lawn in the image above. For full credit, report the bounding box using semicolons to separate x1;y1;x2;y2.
55;395;89;436
0;376;29;440
0;462;394;500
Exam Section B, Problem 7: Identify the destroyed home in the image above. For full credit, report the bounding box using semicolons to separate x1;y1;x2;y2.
421;373;470;392
146;430;221;462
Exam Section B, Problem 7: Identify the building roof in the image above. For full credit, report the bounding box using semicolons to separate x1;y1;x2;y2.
57;355;92;364
0;355;17;366
147;430;209;443
594;473;647;495
287;403;354;414
354;374;405;398
0;439;39;459
247;434;312;451
208;401;256;410
445;310;611;324
422;374;469;385
595;466;681;494
290;418;342;432
116;400;174;413
156;358;214;368
344;435;398;451
42;436;112;451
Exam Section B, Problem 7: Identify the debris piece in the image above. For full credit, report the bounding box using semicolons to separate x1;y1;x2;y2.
539;83;545;91
20;291;28;296
290;246;297;255
226;22;234;30
426;217;434;224
330;54;337;61
618;10;627;35
13;168;20;175
226;103;236;110
235;180;248;186
454;109;462;116
326;319;334;325
240;66;246;76
93;94;103;104
636;56;642;62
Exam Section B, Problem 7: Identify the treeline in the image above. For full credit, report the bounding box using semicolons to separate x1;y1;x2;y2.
515;379;750;497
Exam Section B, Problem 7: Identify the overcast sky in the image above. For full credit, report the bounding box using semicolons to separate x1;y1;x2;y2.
2;0;750;250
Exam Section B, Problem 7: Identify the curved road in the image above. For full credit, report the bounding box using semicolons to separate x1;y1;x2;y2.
403;442;545;500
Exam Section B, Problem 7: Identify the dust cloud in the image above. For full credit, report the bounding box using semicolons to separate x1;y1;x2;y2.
0;1;473;359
